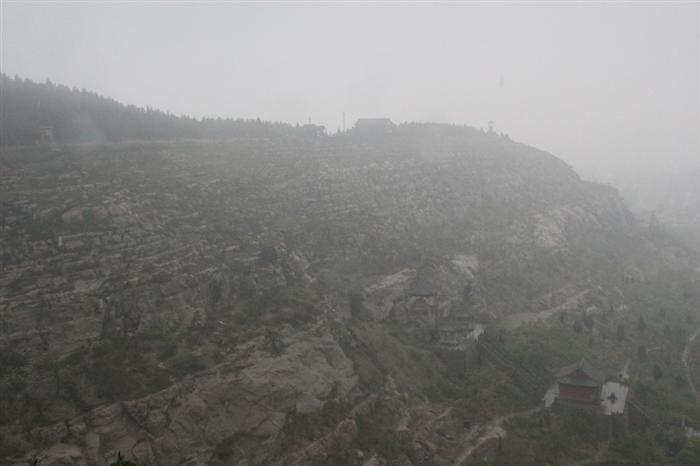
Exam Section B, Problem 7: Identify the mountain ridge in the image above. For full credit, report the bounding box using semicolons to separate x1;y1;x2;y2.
1;83;699;465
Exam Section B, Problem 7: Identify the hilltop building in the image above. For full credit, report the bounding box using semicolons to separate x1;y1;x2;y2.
556;359;605;405
439;309;484;350
545;358;630;436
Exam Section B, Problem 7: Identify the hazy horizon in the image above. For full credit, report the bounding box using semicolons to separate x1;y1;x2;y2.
2;2;698;181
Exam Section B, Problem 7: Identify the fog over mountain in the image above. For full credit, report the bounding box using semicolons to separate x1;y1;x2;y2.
2;2;698;180
2;3;700;466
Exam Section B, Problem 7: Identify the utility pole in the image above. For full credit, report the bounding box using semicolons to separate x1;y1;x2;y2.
342;112;346;133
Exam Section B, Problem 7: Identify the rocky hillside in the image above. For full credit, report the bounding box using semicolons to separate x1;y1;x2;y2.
1;126;698;465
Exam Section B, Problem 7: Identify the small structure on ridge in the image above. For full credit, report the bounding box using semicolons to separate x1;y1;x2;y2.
354;118;395;136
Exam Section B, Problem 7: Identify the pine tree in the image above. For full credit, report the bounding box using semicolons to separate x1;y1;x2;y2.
616;324;625;342
110;452;138;466
638;315;647;334
637;344;647;361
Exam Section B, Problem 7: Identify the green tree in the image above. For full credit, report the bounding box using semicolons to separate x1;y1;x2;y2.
348;291;368;320
258;245;278;265
637;344;647;362
110;452;137;466
638;315;647;334
573;320;582;335
616;324;625;343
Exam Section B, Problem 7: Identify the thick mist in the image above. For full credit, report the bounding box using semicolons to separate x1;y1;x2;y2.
2;2;697;181
3;4;700;465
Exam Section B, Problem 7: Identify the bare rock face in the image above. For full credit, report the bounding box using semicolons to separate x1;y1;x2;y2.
30;322;358;466
30;443;87;466
364;269;416;320
450;255;478;281
61;208;85;224
533;213;568;251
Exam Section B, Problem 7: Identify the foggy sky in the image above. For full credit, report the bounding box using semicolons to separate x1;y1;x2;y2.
2;2;698;181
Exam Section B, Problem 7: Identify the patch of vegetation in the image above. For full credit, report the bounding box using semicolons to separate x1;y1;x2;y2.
280;399;352;450
609;428;700;465
0;348;27;376
348;290;370;321
354;411;404;461
87;338;172;401
110;452;139;466
424;381;469;403
0;434;27;459
169;349;207;376
471;409;595;465
257;245;278;265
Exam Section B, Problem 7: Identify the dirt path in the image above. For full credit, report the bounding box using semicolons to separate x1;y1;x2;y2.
452;407;540;465
681;325;700;403
502;291;588;331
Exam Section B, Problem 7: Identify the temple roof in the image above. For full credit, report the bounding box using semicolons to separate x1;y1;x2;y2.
557;358;605;386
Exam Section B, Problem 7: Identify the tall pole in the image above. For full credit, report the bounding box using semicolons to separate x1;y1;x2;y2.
342;112;346;133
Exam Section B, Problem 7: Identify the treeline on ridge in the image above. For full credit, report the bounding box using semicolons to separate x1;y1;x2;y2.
0;74;297;145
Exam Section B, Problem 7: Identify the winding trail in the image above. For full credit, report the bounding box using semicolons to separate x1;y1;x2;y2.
681;325;700;404
452;407;540;465
502;290;588;331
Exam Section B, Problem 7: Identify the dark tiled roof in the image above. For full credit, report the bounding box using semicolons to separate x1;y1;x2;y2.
558;378;601;388
557;358;605;385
